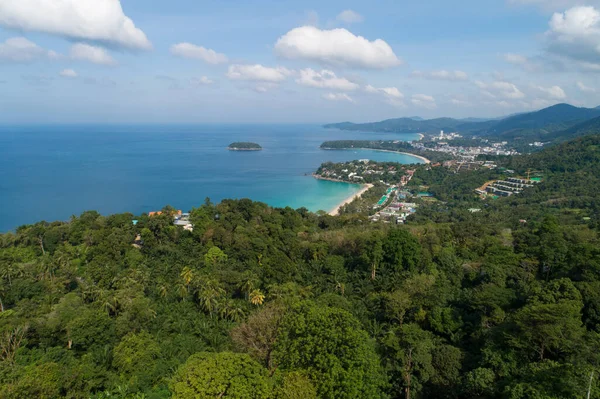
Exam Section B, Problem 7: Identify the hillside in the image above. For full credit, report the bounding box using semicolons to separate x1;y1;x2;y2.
324;117;493;134
325;104;600;143
1;136;600;398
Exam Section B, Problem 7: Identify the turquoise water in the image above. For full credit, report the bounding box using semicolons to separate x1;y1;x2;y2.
0;125;423;231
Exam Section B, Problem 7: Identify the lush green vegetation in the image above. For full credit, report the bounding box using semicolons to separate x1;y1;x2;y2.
1;135;600;398
228;142;262;150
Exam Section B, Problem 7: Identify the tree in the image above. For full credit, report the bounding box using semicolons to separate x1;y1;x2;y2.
113;331;160;384
170;352;270;399
272;371;317;399
382;323;436;399
204;246;228;266
231;303;285;370
509;279;585;361
273;301;387;399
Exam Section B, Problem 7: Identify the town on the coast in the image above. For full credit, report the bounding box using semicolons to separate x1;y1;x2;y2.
314;129;544;224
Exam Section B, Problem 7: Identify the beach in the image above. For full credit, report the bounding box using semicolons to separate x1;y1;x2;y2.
329;184;374;216
321;147;430;164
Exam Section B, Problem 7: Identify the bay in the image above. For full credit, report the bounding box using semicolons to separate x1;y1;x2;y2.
0;124;424;231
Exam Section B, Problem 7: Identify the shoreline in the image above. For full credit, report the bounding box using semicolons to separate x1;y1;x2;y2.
321;147;431;164
313;174;374;216
328;183;374;216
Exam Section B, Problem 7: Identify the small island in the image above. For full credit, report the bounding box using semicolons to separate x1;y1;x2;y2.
228;142;262;151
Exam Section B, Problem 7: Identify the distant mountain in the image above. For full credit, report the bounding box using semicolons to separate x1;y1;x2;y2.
323;117;493;135
482;104;600;140
325;104;600;142
547;116;600;143
408;116;424;121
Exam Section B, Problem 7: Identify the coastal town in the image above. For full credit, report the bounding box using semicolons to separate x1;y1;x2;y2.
314;134;543;224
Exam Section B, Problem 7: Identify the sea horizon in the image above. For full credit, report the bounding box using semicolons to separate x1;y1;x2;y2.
0;124;424;232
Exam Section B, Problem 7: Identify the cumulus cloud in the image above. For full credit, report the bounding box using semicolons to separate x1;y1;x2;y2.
297;69;359;91
0;37;59;63
59;69;77;78
336;10;364;24
508;0;600;11
411;70;468;81
534;84;566;99
502;53;543;72
0;0;151;50
475;80;526;99
546;6;600;64
411;94;437;109
275;26;401;69
170;43;228;64
365;84;404;106
226;64;292;82
322;92;354;102
577;81;596;92
70;43;117;66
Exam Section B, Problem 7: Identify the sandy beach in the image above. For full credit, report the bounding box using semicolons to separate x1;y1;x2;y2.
328;184;374;216
320;147;430;164
367;149;431;164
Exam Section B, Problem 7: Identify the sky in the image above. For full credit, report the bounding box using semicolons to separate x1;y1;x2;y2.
0;0;599;123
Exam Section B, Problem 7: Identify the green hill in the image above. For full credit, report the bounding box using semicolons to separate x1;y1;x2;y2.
325;104;600;143
2;135;600;398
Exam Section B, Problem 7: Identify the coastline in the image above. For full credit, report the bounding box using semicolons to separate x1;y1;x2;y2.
328;183;374;216
313;174;374;216
321;147;431;164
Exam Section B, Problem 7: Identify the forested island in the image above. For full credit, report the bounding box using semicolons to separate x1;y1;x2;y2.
228;142;262;151
1;135;600;398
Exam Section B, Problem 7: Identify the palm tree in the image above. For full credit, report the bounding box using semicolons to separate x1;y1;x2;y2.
249;289;265;306
180;266;194;286
176;283;188;301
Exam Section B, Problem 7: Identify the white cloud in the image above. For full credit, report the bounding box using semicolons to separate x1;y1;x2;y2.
502;53;542;72
0;0;151;50
170;43;228;64
546;6;600;64
577;81;596;92
534;84;566;99
365;84;404;106
275;26;401;69
411;94;437;109
508;0;600;12
59;69;77;78
70;43;117;66
336;10;364;24
297;69;359;91
190;76;213;86
322;92;354;102
226;64;292;82
0;37;59;63
475;80;526;99
411;70;468;81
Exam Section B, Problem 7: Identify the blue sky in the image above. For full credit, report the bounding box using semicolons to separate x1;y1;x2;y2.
0;0;599;123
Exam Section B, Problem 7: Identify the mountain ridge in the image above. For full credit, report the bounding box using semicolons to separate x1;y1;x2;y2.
324;103;600;142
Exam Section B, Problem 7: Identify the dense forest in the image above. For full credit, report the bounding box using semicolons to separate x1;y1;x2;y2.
1;135;600;398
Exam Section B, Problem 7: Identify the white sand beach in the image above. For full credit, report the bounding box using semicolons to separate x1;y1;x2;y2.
329;184;374;216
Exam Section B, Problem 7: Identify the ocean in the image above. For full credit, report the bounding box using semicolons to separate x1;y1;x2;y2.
0;125;423;232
